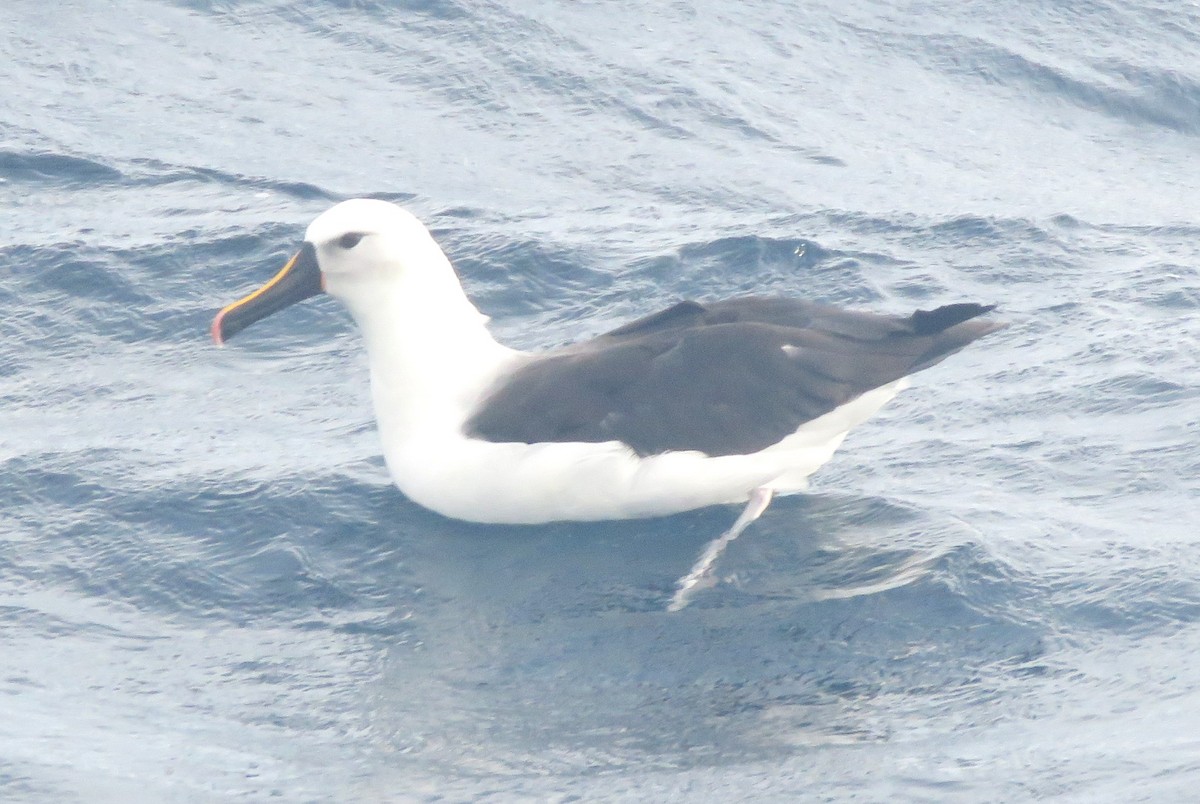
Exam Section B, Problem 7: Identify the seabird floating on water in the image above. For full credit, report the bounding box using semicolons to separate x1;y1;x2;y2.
212;199;1005;609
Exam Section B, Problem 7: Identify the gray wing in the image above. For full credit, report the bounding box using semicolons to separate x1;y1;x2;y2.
465;297;1006;457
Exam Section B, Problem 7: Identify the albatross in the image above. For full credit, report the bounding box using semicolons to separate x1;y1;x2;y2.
212;199;1005;609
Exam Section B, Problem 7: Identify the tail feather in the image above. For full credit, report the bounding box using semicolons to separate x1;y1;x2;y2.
908;304;1008;373
908;303;997;335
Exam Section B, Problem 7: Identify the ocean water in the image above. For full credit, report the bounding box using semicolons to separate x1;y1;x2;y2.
3;0;1200;800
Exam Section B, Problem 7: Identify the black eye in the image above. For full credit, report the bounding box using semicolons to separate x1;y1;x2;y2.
338;232;366;249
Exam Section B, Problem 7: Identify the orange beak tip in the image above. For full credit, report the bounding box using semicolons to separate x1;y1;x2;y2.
210;244;320;344
211;311;227;347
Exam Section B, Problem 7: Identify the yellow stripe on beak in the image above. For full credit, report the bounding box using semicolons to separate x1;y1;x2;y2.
211;243;324;345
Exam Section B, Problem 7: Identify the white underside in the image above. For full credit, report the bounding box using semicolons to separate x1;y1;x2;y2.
379;378;909;524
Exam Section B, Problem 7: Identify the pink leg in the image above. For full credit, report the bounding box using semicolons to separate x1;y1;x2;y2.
668;487;774;612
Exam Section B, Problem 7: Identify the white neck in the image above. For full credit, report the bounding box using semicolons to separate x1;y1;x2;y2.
339;270;520;442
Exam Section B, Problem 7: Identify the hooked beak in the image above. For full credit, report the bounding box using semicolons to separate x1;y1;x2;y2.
211;242;324;345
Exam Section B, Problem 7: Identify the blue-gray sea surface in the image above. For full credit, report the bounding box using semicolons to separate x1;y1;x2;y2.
3;1;1200;800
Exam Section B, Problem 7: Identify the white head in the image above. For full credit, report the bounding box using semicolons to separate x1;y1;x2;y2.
212;199;483;345
306;199;481;326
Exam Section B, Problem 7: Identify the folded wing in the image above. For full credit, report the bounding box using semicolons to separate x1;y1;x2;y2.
465;297;1005;457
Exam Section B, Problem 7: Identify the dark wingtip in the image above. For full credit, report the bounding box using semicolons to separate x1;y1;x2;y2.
908;303;999;336
907;302;1007;373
